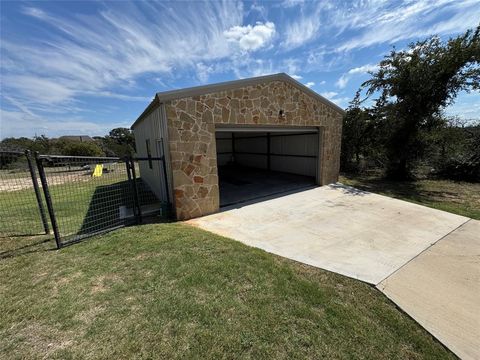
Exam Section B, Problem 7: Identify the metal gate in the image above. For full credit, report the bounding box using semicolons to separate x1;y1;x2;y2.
1;150;171;249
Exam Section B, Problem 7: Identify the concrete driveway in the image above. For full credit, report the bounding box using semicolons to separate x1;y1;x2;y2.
187;184;479;359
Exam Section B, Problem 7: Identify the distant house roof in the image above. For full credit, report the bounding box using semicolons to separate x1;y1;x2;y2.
132;73;345;129
59;135;95;142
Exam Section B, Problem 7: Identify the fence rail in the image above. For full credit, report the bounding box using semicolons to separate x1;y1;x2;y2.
1;150;170;248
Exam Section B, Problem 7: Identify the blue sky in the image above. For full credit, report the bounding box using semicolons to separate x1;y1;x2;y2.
1;0;479;139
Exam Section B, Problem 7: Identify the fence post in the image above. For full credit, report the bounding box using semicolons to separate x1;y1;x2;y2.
25;150;50;234
158;139;172;219
35;153;62;249
127;157;142;224
159;139;170;205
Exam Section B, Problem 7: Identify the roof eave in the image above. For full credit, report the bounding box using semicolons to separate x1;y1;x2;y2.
155;73;345;115
131;95;160;129
131;73;345;129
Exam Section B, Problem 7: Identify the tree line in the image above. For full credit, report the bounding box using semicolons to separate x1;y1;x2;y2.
341;25;480;182
1;127;136;158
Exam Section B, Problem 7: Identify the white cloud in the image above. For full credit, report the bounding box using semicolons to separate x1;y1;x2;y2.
3;0;478;138
279;1;479;53
249;4;266;16
224;22;276;51
320;91;349;107
280;2;334;49
336;64;379;89
196;62;215;83
445;91;480;120
291;74;303;80
337;0;480;51
304;82;315;88
2;2;263;137
280;0;305;8
3;75;76;104
21;6;47;18
0;108;125;139
282;10;322;48
320;91;338;98
347;64;379;75
4;96;36;117
2;2;245;111
336;76;348;89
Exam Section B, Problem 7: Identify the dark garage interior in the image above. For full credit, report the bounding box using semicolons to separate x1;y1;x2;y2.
215;127;320;207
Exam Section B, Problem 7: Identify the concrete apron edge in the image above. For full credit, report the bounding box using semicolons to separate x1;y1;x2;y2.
374;285;461;358
185;219;473;359
184;221;378;287
375;218;472;287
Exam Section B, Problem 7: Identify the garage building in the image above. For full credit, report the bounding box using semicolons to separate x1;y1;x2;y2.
131;73;344;220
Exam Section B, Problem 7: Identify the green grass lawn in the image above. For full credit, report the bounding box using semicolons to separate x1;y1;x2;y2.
0;168;161;245
340;174;480;220
1;173;473;358
0;223;455;359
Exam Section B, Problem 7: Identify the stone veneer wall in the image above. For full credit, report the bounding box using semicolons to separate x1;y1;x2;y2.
165;80;343;220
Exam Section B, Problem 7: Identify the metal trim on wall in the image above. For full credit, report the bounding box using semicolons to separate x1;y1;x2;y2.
215;125;319;133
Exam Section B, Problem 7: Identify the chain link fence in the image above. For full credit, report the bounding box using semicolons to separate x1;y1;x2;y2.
1;150;170;249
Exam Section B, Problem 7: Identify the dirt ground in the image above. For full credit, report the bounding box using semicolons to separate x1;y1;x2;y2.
0;171;92;192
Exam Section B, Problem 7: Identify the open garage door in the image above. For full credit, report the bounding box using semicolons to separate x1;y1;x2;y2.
216;126;320;207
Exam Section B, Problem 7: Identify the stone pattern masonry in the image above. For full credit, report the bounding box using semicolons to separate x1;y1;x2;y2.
165;80;343;220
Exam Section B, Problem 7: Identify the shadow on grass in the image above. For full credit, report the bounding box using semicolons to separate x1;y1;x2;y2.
329;183;370;196
341;174;423;200
75;179;133;236
0;236;54;260
60;179;163;246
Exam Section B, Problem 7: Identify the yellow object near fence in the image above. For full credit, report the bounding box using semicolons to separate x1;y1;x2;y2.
92;164;103;177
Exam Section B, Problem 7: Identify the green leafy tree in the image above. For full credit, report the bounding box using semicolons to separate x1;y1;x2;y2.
108;128;135;147
341;92;380;172
433;119;480;181
362;25;480;179
0;137;35;151
62;141;105;157
102;127;135;157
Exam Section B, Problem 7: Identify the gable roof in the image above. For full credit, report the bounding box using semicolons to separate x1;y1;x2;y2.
132;73;345;128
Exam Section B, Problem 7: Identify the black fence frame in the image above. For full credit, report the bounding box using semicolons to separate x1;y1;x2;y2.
1;149;171;249
0;150;51;238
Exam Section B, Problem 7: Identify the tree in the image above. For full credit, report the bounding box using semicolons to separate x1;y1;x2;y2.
362;25;480;179
62;141;105;157
433;119;480;181
102;127;135;157
108;128;135;148
341;91;379;172
0;137;35;151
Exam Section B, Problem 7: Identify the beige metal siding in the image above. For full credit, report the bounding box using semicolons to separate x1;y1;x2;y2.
270;133;318;177
133;106;171;202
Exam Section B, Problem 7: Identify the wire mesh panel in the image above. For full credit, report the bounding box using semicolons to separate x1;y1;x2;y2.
0;151;49;237
36;155;135;246
1;151;172;248
129;158;171;222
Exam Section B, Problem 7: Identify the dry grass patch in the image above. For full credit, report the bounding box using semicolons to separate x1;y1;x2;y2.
340;174;480;219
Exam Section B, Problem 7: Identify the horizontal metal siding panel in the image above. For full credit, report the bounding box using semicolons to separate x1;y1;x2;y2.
270;133;318;177
270;157;317;177
235;137;267;153
235;153;268;169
